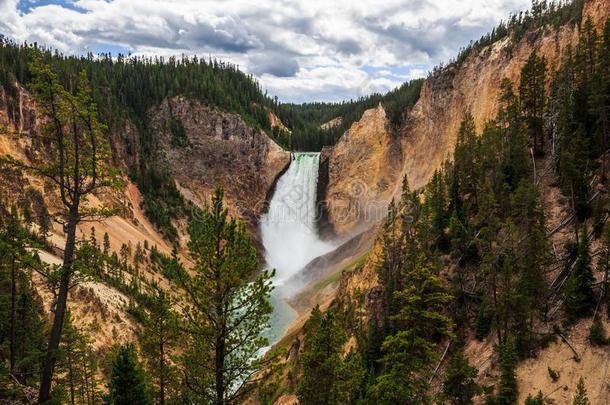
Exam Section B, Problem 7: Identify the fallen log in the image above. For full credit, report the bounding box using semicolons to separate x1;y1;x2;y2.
557;331;581;362
429;341;451;384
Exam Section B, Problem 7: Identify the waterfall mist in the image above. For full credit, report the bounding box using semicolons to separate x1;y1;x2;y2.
261;153;336;290
260;152;336;345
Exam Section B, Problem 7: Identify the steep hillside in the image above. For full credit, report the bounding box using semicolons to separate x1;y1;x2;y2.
150;96;289;230
334;0;609;364
320;0;609;234
319;105;403;237
280;1;610;404
0;76;287;366
403;0;609;190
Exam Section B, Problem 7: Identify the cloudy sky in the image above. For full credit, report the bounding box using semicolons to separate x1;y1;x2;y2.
0;0;531;103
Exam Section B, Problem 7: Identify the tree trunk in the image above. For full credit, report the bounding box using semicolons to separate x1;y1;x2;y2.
9;256;16;374
159;322;165;405
215;324;226;405
67;342;75;405
38;209;78;403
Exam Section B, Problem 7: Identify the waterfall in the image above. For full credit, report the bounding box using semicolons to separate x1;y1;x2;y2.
260;152;336;346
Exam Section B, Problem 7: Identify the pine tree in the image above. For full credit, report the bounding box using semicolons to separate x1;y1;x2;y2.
497;78;529;190
525;391;544;405
588;316;608;345
370;255;453;404
441;350;480;404
496;337;518;405
106;344;152;405
453;113;479;212
141;287;179;405
564;227;595;320
427;170;449;251
0;207;39;377
572;377;590;405
512;180;551;353
176;186;273;405
520;51;547;156
592;19;610;181
59;313;101;405
377;199;404;327
0;54;122;402
297;307;346;405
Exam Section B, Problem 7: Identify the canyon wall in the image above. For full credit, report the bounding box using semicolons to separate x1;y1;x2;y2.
150;96;290;226
321;0;610;238
402;0;609;190
320;104;403;237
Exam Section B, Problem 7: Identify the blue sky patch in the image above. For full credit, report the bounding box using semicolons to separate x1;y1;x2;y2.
93;43;132;56
18;0;83;14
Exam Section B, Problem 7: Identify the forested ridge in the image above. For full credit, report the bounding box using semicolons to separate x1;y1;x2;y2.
273;79;423;151
0;37;423;155
0;0;609;403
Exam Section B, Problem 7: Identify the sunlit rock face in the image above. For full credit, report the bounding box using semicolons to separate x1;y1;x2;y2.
401;0;609;192
321;104;403;238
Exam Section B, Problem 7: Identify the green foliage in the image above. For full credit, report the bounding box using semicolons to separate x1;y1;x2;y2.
167;117;191;148
140;287;180;404
588;316;609;345
275;79;423;151
525;391;545;405
175;186;273;404
451;0;583;68
440;350;480;405
0;37;422;157
548;367;560;382
106;344;153;405
475;303;492;340
369;256;453;404
138;167;187;243
564;228;595;320
297;307;364;405
496;337;518;405
0;209;46;389
57;313;102;405
572;377;590;405
520;51;547;156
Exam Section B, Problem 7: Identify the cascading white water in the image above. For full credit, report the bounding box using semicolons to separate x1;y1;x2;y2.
260;152;336;345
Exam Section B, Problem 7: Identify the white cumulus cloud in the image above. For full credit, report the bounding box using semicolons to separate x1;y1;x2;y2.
0;0;531;102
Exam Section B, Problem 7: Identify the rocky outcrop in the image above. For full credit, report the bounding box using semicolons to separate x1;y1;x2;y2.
320;104;402;237
268;109;290;133
320;117;342;130
150;96;290;228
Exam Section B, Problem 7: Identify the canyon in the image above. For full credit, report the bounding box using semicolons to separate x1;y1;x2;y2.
1;0;610;402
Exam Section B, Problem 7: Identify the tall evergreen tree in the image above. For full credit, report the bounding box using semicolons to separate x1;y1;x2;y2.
0;54;122;402
59;313;101;405
370;255;453;404
0;207;39;377
175;186;273;405
297;307;348;405
564;227;595;320
496;337;518;405
520;51;547;156
440;350;480;405
497;79;529;191
141;287;179;405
